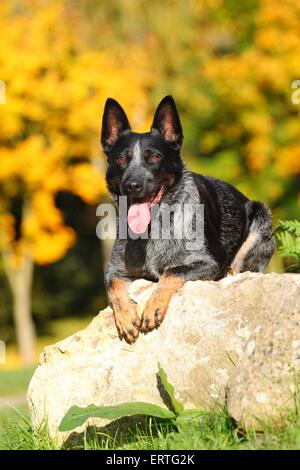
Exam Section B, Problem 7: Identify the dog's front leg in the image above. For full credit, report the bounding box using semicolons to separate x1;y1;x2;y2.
141;258;227;333
108;278;141;344
140;273;185;333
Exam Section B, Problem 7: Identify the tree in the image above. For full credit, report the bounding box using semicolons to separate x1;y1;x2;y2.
0;0;147;364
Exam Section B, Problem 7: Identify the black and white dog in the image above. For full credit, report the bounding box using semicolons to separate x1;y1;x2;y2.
101;95;275;343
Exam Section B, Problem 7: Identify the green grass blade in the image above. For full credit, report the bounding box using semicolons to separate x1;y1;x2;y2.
59;402;176;432
158;363;184;415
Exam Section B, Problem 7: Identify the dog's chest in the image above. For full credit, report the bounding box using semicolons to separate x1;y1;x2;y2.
146;237;190;278
124;236;188;281
124;196;201;280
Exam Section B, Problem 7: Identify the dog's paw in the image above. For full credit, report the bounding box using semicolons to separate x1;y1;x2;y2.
140;298;168;333
140;274;184;333
114;302;141;344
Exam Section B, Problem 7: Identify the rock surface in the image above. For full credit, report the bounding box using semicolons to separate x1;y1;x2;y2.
227;273;300;428
27;272;300;443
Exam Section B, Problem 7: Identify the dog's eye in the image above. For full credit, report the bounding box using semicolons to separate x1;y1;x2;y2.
148;154;161;163
116;155;127;165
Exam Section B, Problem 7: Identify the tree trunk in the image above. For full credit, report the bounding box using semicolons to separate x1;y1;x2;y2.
2;252;36;366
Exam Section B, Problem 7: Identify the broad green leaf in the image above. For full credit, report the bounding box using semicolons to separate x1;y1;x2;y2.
59;402;175;432
158;363;184;416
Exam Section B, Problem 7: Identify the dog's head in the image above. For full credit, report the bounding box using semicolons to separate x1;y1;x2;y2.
101;96;184;204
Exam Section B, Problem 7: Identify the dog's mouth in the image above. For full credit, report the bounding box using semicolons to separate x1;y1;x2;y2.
127;186;164;234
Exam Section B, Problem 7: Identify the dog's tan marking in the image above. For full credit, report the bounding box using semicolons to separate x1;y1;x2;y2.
230;232;259;275
108;278;141;344
140;274;185;333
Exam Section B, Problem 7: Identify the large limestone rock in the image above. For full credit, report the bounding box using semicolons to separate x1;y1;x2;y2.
27;272;300;443
227;273;300;428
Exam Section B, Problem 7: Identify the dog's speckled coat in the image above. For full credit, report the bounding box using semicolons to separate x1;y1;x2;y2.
101;96;275;343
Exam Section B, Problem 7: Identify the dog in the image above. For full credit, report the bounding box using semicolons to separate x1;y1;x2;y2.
101;95;275;344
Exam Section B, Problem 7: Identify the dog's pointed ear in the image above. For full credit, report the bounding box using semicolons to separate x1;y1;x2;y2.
101;98;131;151
151;95;183;149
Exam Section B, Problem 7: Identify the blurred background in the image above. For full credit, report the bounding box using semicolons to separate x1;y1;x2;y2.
0;0;299;376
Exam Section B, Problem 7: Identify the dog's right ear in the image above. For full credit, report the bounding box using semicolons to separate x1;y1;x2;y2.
101;98;131;152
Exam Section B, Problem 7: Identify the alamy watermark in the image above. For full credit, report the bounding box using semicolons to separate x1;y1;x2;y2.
0;80;6;104
96;197;205;251
291;80;300;105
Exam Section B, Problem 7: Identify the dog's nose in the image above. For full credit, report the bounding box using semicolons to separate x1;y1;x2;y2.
126;181;143;194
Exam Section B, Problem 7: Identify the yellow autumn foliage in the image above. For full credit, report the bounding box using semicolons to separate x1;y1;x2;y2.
0;0;299;269
0;0;149;265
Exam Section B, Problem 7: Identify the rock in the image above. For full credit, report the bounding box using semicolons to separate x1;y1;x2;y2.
227;273;300;428
27;272;300;443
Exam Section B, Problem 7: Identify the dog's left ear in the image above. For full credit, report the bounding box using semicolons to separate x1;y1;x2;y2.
151;95;183;149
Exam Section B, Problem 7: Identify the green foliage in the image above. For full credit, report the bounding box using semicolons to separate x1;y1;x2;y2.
4;399;300;450
157;362;184;415
57;364;300;451
59;365;181;432
58;364;240;448
166;408;242;450
59;402;175;432
274;219;300;269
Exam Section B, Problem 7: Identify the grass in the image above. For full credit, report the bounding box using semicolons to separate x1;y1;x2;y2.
0;411;59;450
1;404;300;450
0;366;34;449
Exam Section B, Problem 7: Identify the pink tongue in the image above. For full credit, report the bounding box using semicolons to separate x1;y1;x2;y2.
128;203;151;234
